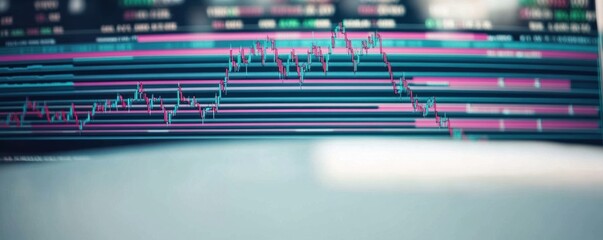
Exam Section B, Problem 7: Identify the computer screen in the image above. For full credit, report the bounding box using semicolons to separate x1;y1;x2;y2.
2;1;603;240
0;0;601;155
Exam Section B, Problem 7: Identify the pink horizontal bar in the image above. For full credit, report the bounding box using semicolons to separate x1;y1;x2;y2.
25;128;432;134
469;104;567;114
0;49;226;62
138;32;340;42
448;119;501;129
228;79;394;84
28;129;299;133
415;119;599;130
542;121;599;129
504;120;538;129
413;119;439;128
539;79;571;89
377;105;415;111
136;32;489;43
505;78;535;88
424;32;489;41
45;122;415;128
435;105;468;112
8;108;379;116
75;80;220;86
573;106;600;115
73;79;396;87
216;109;377;113
540;51;596;59
94;109;379;114
380;103;599;116
382;48;597;59
411;77;571;90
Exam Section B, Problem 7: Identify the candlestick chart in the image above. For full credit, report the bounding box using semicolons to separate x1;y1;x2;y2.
0;0;601;145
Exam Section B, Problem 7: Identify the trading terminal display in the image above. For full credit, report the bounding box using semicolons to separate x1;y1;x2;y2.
0;0;601;144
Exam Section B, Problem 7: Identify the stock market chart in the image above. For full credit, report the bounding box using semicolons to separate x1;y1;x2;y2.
0;0;601;145
4;2;603;239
